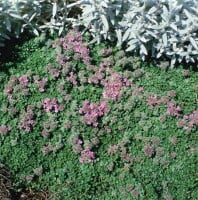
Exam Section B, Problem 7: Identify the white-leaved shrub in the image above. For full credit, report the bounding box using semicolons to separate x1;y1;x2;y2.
0;0;78;47
77;0;198;67
78;0;126;43
0;0;197;67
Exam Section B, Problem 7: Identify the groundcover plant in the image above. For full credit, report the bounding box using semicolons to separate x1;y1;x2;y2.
0;30;197;200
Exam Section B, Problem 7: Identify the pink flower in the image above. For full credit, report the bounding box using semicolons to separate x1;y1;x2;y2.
43;98;60;113
67;36;75;42
188;110;198;127
147;95;161;109
183;115;189;120
77;139;83;145
177;110;198;131
79;149;95;163
99;48;112;56
107;145;119;155
183;126;189;130
18;106;35;132
144;144;155;158
8;94;13;100
79;100;109;126
138;87;144;92
66;71;78;85
18;75;28;86
0;125;11;136
159;116;166;123
54;29;90;64
34;77;48;92
102;73;124;101
166;102;181;117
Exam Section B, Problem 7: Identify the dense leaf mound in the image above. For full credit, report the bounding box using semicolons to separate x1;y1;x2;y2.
0;30;197;199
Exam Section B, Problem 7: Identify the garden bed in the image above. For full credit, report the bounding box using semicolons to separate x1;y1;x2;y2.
0;30;197;200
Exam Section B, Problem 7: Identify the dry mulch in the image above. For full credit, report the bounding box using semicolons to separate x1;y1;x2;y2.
0;164;52;200
16;190;52;200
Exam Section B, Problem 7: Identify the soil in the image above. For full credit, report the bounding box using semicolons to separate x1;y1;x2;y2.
0;163;52;200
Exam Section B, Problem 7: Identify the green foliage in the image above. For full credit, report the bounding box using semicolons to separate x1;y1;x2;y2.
0;30;197;200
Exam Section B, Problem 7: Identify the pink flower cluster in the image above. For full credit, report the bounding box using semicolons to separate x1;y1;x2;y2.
4;76;18;99
43;98;60;113
0;125;11;136
166;102;181;117
147;95;162;109
18;75;28;86
102;73;125;101
144;144;155;158
33;76;48;92
107;144;119;155
73;41;90;63
79;100;110;126
86;64;107;85
79;149;95;163
53;30;90;64
46;64;61;78
177;110;198;130
88;71;105;84
4;75;31;100
99;48;112;56
70;135;83;154
19;105;35;132
66;71;78;85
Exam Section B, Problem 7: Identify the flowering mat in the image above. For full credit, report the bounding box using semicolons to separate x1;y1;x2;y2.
0;30;197;199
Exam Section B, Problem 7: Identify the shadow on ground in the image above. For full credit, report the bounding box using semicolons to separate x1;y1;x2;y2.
0;163;52;200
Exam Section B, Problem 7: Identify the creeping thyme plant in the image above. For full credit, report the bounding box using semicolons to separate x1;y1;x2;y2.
0;30;197;199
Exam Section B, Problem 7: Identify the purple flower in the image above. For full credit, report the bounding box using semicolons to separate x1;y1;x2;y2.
107;145;119;155
188;110;198;127
79;101;109;126
0;125;11;136
18;106;35;132
166;102;181;117
66;71;78;85
53;29;90;64
34;77;48;92
144;144;155;158
99;48;112;56
178;110;198;130
79;149;95;163
18;75;28;86
43;98;60;113
147;95;161;109
102;73;125;101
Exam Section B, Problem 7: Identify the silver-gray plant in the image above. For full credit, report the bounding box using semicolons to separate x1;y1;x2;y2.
0;0;78;47
77;0;198;67
1;0;197;67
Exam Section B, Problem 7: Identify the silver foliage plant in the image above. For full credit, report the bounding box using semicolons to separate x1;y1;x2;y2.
78;0;126;43
78;0;198;67
0;0;78;47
